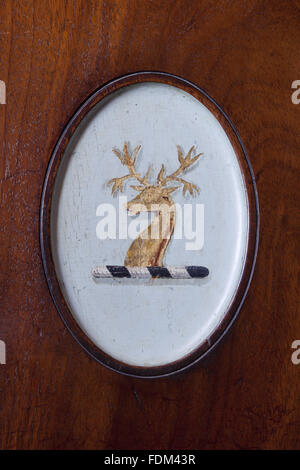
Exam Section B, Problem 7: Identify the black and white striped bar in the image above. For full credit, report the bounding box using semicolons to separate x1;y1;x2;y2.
92;266;209;279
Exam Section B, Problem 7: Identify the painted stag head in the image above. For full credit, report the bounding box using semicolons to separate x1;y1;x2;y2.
107;143;202;214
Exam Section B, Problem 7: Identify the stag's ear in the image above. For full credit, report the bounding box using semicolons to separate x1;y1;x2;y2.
131;185;145;192
163;186;179;195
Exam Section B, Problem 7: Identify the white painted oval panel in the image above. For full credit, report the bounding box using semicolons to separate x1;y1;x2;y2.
50;80;252;370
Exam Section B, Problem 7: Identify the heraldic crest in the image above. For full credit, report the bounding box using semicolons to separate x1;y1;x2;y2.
92;143;209;280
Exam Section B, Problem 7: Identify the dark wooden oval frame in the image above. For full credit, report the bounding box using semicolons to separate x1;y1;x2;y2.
40;71;259;378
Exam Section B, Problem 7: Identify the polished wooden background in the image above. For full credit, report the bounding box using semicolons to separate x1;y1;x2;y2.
0;0;299;450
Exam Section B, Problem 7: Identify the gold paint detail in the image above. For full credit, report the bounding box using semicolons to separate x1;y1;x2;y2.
108;143;202;267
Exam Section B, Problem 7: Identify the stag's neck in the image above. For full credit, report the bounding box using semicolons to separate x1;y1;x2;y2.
124;207;176;267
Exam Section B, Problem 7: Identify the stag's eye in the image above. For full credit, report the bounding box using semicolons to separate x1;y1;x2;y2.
163;196;168;200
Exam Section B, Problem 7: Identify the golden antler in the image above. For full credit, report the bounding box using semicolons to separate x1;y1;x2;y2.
108;143;151;195
157;146;203;196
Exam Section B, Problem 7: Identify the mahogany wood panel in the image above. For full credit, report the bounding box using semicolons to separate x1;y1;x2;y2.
0;0;299;449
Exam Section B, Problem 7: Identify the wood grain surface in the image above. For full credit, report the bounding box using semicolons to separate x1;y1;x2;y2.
0;0;299;450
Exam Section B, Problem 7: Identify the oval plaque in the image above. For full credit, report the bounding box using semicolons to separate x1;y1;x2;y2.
40;72;259;377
